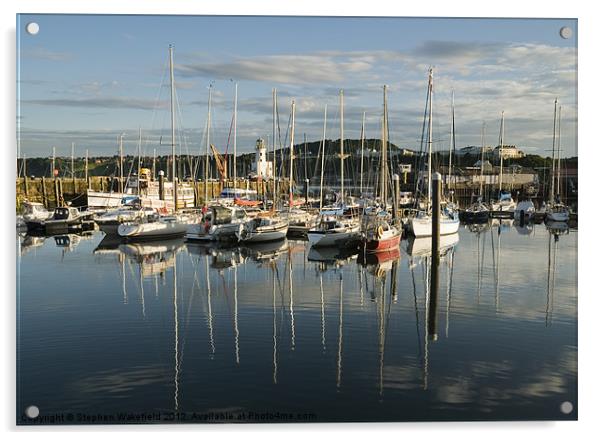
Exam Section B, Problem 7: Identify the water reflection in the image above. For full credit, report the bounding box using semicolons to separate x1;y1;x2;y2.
17;222;577;422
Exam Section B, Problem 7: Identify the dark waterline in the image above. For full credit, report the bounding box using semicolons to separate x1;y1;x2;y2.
16;222;577;423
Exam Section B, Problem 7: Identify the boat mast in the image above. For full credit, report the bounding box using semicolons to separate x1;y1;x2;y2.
427;68;434;212
556;105;562;199
549;98;557;204
169;45;177;208
152;148;156;180
233;82;238;186
119;134;124;193
204;85;212;205
339;89;346;203
479;122;485;199
51;146;55;178
272;88;277;209
137;127;142;194
288;99;296;211
319;104;328;212
71;142;75;179
360;111;366;197
381;85;388;204
85;149;89;182
498;111;505;195
448;91;455;194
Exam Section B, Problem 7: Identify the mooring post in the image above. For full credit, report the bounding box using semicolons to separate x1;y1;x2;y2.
393;173;400;221
428;172;441;341
54;177;59;207
41;176;47;208
57;178;64;207
304;178;310;205
23;175;29;199
158;170;165;201
173;176;179;210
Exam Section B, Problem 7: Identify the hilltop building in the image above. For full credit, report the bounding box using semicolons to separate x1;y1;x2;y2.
493;145;525;160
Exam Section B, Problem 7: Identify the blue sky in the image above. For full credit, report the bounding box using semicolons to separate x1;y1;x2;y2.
17;15;577;158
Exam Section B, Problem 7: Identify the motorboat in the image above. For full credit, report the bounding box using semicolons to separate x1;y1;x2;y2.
21;201;52;223
25;206;95;233
236;213;289;243
186;205;248;242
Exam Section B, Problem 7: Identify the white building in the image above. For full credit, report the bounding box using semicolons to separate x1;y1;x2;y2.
251;138;273;179
493;145;525;160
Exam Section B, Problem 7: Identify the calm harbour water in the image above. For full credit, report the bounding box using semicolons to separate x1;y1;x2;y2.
16;221;577;424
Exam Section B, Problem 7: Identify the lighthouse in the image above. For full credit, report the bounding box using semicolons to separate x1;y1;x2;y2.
252;138;273;179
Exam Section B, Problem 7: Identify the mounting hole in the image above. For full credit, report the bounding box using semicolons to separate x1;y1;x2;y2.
559;26;572;39
25;405;40;419
26;22;39;35
560;401;573;414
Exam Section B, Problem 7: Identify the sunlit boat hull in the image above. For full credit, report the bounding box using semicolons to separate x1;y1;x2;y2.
362;231;401;253
118;219;187;240
408;216;460;238
237;221;289;243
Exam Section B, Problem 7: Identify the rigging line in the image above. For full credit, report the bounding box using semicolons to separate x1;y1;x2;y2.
142;59;169;161
278;109;293;180
413;79;431;206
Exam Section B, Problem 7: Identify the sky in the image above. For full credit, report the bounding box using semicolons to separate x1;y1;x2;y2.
16;14;577;159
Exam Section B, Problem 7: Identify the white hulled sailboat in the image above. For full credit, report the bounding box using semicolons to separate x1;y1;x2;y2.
407;68;459;238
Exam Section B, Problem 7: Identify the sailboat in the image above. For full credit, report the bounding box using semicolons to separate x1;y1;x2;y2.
87;48;194;211
117;45;192;239
461;122;490;223
279;98;317;236
308;90;361;247
407;68;460;238
545;99;570;222
489;112;516;217
235;97;293;243
360;85;402;253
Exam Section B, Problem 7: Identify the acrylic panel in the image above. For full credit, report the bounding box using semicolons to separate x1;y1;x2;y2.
16;14;578;424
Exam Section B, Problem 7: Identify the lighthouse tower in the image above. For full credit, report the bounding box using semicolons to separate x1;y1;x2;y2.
253;138;273;179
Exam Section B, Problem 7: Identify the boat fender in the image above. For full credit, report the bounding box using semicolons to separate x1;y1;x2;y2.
377;225;384;239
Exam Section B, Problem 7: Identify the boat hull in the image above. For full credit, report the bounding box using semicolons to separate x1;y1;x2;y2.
239;223;289;243
408;216;460;238
307;228;360;248
362;231;401;253
185;222;241;242
546;211;569;222
98;222;120;235
460;210;490;223
118;221;187;240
